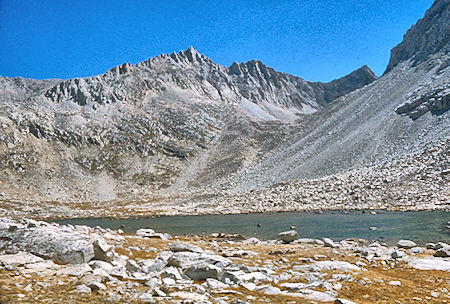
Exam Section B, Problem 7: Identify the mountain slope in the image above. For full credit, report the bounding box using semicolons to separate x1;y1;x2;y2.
219;0;450;192
0;1;448;217
159;0;449;210
0;48;375;203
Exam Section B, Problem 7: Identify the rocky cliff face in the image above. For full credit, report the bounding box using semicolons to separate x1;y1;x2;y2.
384;0;450;119
385;0;449;74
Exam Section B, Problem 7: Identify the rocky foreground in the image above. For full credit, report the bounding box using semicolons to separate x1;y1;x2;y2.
0;218;449;303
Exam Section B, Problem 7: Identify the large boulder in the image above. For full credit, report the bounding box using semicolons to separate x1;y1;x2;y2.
184;263;222;280
0;218;112;264
277;231;298;243
0;252;44;267
408;258;450;271
397;240;416;249
136;228;171;240
323;238;338;248
169;242;203;253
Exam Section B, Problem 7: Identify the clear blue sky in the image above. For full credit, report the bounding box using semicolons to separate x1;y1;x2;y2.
0;0;434;82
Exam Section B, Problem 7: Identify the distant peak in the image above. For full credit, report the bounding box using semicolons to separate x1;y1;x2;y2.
321;65;378;103
185;46;198;54
355;65;377;78
360;64;370;70
172;46;209;64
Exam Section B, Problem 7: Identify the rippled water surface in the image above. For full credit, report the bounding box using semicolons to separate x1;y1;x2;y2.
53;211;449;244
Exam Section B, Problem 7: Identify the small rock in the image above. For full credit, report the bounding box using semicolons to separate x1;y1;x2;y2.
161;266;183;280
139;293;155;303
206;278;229;289
241;282;257;291
391;250;406;259
389;280;402;286
23;284;32;292
434;242;449;250
125;259;141;273
426;243;436;249
75;284;92;293
431;291;439;298
136;228;155;237
93;239;114;262
434;243;450;257
243;237;260;244
87;282;106;292
152;288;166;297
296;238;324;246
409;247;423;254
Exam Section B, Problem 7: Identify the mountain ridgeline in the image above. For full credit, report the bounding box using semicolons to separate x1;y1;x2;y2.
44;47;377;120
0;0;448;212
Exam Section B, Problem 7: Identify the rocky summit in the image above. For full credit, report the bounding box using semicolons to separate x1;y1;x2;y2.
0;1;449;218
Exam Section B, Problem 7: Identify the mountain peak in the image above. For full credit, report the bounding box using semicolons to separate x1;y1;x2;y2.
185;45;198;54
354;65;377;79
321;65;378;103
173;46;207;64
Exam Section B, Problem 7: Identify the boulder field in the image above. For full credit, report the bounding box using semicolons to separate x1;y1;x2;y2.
0;218;449;303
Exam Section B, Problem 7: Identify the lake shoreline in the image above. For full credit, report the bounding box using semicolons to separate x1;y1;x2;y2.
51;210;450;245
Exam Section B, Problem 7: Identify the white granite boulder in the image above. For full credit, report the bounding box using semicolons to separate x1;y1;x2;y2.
397;240;416;249
278;230;299;243
169;242;203;253
0;218;115;265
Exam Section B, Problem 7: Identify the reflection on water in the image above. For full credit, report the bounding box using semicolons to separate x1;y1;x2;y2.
53;211;449;244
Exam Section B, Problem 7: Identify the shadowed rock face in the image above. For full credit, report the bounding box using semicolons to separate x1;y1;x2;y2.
321;65;378;103
384;0;449;74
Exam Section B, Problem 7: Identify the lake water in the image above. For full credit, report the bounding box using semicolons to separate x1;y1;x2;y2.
52;211;449;244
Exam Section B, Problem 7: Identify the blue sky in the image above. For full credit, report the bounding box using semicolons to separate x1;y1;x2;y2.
0;0;434;82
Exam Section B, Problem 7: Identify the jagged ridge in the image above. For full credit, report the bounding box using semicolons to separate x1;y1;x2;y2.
44;46;377;120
